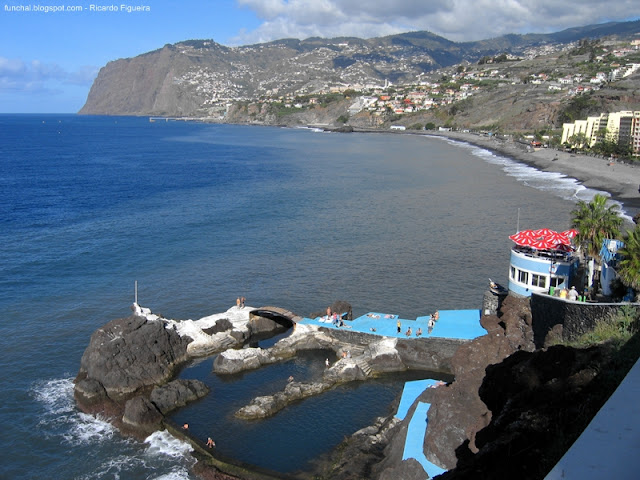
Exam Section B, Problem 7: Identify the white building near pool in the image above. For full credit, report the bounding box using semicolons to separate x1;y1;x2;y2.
507;229;580;297
508;247;579;296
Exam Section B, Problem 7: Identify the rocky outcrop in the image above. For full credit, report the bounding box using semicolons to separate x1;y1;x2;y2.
74;303;267;441
213;347;279;375
213;325;337;374
120;379;209;436
235;357;367;419
150;379;210;415
314;415;403;480
423;294;535;469
121;396;164;435
435;341;628;480
236;381;331;419
74;311;191;404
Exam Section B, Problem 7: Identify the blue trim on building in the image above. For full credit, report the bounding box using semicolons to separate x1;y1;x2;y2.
508;248;578;297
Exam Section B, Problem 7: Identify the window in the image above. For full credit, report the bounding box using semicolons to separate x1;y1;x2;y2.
518;270;529;284
550;276;564;288
510;266;516;280
532;274;547;288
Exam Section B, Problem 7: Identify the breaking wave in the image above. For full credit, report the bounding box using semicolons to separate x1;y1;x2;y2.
440;137;632;222
31;377;196;479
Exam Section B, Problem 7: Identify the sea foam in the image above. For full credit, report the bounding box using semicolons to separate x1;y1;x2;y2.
32;377;196;479
32;377;117;445
144;430;194;459
440;137;632;221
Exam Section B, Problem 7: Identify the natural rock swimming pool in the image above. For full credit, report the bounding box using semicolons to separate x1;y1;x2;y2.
170;336;445;475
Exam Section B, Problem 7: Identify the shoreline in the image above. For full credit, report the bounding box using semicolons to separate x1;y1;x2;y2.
421;130;640;220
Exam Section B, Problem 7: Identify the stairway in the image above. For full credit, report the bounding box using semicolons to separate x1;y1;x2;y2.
355;358;372;376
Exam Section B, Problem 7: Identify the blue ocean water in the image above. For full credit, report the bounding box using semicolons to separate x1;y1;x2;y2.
0;115;601;479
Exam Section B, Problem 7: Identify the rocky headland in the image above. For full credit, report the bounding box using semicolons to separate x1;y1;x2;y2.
74;296;638;480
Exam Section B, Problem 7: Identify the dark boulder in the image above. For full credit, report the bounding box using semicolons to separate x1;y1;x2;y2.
248;315;289;335
122;395;164;435
73;377;108;407
75;313;191;402
150;379;210;415
202;318;233;335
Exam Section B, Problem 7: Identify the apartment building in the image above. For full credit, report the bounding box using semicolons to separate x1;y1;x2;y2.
562;110;640;154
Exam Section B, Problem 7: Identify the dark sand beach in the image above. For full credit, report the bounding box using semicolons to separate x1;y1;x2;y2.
426;130;640;219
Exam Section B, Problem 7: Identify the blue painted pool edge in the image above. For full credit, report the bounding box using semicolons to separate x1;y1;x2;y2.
402;402;447;478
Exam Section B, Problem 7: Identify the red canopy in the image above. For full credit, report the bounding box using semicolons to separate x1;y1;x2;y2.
510;228;577;250
509;230;536;246
562;229;579;239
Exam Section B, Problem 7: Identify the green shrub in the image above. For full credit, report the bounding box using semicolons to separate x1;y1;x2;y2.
569;306;639;349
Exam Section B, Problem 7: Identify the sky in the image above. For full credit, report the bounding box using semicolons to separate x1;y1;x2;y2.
1;0;638;113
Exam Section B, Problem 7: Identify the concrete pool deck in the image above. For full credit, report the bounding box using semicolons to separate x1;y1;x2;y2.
299;309;486;340
403;401;447;478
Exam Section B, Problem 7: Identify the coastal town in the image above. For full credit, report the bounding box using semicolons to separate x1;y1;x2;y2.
171;36;640;148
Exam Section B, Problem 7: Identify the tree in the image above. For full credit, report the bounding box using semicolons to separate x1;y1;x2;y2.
568;132;589;150
571;194;622;259
617;226;640;291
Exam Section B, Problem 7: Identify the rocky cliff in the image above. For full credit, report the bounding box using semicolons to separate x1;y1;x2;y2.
79;44;214;116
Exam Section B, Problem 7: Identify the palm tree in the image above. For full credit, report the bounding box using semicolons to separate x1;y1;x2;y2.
571;194;622;259
617;226;640;291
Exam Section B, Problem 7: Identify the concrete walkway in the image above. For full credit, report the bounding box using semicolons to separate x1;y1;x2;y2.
402;401;447;478
397;380;448;478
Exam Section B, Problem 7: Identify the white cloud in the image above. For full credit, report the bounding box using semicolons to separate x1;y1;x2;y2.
0;57;98;93
234;0;639;43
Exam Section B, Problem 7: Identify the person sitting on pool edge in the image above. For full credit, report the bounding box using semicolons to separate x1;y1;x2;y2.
405;326;412;336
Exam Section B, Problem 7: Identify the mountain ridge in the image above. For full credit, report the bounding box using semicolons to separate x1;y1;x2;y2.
79;20;640;123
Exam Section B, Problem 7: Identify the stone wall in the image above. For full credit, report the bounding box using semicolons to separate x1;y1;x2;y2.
530;292;640;347
482;290;506;316
323;327;467;374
